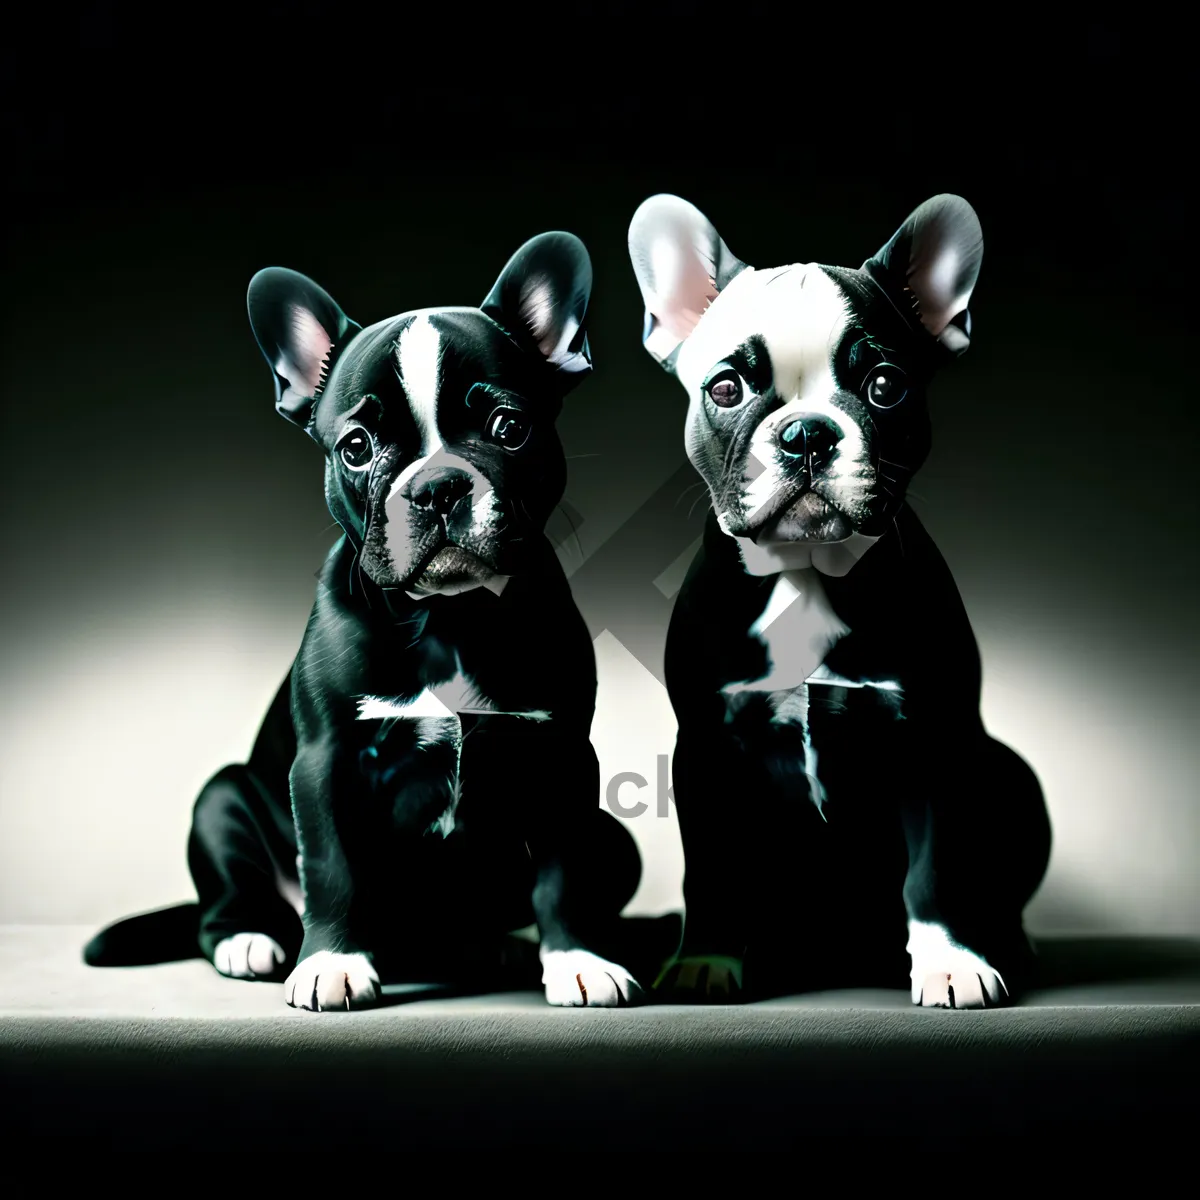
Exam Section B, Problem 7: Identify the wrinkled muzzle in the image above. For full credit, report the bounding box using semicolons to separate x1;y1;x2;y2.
360;450;510;597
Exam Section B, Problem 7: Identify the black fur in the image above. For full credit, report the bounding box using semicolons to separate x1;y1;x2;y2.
629;195;1052;1004
85;234;654;999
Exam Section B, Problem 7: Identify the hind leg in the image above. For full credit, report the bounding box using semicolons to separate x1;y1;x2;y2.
901;730;1052;1008
188;764;304;979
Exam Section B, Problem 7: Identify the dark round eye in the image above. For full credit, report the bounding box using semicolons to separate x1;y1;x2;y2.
486;407;531;450
338;429;374;471
864;364;908;410
705;370;744;408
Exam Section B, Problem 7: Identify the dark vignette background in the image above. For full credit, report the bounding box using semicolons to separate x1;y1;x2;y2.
1;8;1195;936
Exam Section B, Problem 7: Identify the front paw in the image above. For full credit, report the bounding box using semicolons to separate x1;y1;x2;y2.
654;955;744;1004
540;949;645;1008
284;950;380;1012
907;920;1008;1009
214;933;286;980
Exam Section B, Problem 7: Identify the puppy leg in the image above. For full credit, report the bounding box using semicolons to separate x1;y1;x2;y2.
474;718;646;1007
531;792;645;1007
654;722;783;1004
901;731;1051;1008
188;764;303;979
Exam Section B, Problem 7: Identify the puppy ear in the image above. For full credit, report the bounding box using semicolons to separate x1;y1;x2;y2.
862;195;983;356
481;232;593;389
247;268;362;428
628;194;748;370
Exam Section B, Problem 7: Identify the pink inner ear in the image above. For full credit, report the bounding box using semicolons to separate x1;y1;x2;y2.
275;305;333;395
518;277;556;347
648;239;719;343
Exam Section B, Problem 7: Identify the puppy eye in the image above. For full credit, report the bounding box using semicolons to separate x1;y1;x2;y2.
338;429;374;471
486;407;531;451
864;364;908;410
704;369;745;408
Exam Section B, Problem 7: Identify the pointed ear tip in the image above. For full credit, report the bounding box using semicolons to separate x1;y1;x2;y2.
630;193;695;227
919;193;970;209
247;266;334;309
505;232;593;285
532;229;589;252
632;192;675;212
925;194;982;225
247;266;281;300
249;265;303;288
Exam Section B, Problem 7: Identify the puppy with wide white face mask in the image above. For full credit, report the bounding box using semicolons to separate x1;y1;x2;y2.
629;195;1052;1008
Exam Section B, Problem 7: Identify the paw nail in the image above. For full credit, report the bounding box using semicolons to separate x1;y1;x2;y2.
576;973;588;1004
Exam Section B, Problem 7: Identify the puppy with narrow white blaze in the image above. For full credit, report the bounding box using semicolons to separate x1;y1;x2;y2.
629;193;1052;1009
84;230;648;1013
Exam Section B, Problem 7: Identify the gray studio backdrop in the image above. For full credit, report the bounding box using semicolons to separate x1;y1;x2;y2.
2;172;1197;938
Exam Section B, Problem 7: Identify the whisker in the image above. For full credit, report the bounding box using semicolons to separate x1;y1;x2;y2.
720;429;743;483
555;501;585;562
356;551;377;613
674;480;706;508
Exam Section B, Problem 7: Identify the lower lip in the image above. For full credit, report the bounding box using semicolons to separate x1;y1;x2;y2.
751;493;850;544
411;545;489;587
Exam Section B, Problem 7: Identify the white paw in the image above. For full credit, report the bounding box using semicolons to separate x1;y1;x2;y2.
540;949;645;1008
907;919;1007;1009
284;950;380;1012
213;933;285;979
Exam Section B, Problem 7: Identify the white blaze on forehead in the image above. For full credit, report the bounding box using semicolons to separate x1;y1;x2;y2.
673;265;850;396
396;316;444;450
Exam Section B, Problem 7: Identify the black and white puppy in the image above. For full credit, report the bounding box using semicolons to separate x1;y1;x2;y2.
86;234;645;1010
627;195;1052;1008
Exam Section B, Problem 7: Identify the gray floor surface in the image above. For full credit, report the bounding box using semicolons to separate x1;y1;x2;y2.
4;925;1198;1151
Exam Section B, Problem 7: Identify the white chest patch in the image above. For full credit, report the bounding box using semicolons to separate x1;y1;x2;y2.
720;567;903;702
354;658;547;840
720;569;901;816
356;656;551;724
723;569;849;698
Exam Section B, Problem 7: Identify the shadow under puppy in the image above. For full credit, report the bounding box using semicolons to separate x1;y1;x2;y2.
86;233;648;1010
628;194;1052;1008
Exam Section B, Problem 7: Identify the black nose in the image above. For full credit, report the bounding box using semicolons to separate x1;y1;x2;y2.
776;414;841;474
408;467;473;518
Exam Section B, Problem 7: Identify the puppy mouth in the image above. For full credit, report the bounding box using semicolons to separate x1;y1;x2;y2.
405;542;498;597
735;489;853;545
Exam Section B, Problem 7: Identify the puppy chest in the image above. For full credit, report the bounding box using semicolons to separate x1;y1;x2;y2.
355;660;552;725
724;569;850;697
